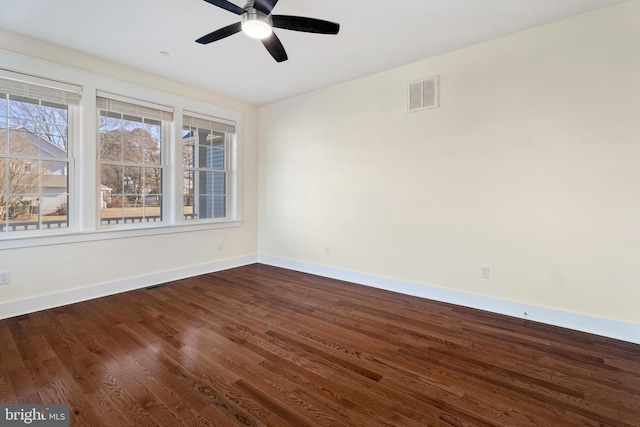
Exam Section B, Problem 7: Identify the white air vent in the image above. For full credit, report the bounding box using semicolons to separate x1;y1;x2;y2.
408;75;439;112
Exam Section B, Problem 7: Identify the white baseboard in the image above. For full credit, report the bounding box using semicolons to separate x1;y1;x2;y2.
4;253;638;345
258;254;640;345
0;254;258;321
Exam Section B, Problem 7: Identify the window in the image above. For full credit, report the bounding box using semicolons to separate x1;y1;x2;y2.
97;94;172;228
0;62;240;245
182;113;235;221
0;74;80;234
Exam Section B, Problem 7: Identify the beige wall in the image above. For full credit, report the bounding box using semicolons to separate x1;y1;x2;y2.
0;31;259;305
258;2;640;324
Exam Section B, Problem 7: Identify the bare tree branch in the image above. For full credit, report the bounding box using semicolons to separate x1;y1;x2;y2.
7;97;68;151
0;131;42;220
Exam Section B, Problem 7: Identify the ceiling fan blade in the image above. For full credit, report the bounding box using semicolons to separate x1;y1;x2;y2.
196;22;242;44
202;0;245;15
272;15;340;34
253;0;279;15
261;33;288;62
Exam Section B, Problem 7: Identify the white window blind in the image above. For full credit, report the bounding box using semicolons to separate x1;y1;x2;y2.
96;93;173;121
0;74;81;105
183;111;235;134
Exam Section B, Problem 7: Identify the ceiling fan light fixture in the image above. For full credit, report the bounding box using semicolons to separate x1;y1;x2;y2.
196;0;341;62
241;8;273;39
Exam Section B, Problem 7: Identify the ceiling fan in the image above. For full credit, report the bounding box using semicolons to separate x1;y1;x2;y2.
196;0;340;62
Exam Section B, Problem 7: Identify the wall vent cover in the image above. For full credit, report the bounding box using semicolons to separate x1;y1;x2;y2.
408;75;439;112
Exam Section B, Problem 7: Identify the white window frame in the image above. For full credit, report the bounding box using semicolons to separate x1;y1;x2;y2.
182;111;237;223
0;52;242;250
0;70;81;237
96;92;172;230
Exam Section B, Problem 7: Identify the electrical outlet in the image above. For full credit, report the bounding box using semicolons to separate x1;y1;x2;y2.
0;271;9;285
480;265;490;279
325;246;331;255
217;241;224;250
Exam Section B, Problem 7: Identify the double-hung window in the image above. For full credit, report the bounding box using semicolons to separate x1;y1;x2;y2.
1;64;240;244
0;73;80;234
182;113;235;221
97;94;172;228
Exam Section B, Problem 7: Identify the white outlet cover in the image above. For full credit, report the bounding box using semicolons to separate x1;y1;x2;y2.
480;266;490;279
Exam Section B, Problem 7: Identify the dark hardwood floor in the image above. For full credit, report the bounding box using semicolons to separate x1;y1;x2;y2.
1;264;639;426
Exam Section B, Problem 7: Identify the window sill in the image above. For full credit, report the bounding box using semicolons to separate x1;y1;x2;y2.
0;219;242;250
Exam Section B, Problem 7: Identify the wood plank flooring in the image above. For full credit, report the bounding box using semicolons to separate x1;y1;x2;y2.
1;263;639;426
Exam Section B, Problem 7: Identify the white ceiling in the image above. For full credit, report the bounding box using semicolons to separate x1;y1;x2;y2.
0;0;629;105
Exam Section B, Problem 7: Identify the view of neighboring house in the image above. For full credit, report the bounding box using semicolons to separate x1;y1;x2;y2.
3;124;226;223
2;126;161;219
182;128;226;220
100;185;112;209
0;126;68;216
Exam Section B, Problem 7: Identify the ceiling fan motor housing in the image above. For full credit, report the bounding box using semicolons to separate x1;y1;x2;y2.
241;6;273;39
